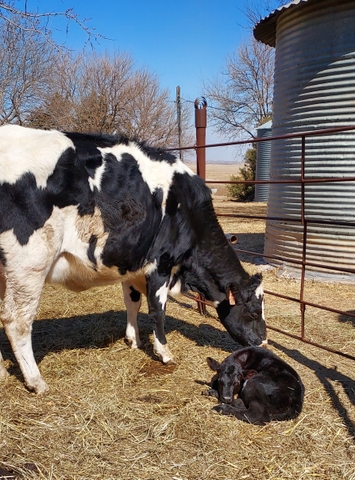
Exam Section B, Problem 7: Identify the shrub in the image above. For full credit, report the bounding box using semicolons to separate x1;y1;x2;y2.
227;147;256;201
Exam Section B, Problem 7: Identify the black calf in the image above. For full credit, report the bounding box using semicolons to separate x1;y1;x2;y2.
204;347;305;425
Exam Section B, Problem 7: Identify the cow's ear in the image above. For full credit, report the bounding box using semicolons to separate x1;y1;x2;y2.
251;273;263;287
228;284;242;305
207;357;220;372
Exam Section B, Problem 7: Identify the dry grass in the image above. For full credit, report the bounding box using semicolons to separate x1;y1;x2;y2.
1;188;355;480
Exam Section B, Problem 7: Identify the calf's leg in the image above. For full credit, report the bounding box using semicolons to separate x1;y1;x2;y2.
213;399;270;425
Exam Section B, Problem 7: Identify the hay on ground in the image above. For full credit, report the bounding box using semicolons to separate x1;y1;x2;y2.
0;200;354;480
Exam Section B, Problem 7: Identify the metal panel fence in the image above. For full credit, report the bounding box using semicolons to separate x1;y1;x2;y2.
170;101;355;362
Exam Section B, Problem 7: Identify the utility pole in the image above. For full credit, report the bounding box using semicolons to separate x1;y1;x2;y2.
176;86;183;161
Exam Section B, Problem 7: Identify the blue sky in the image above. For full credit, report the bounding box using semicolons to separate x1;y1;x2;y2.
30;0;262;161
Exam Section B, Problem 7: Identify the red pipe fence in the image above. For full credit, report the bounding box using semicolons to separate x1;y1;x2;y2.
168;100;355;362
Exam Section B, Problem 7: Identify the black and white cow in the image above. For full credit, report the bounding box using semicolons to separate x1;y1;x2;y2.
0;125;266;394
204;347;305;425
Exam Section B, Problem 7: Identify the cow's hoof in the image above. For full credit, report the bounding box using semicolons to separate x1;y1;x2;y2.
163;358;176;366
26;378;50;395
153;343;175;365
157;355;177;367
0;364;10;380
124;337;142;349
154;351;176;365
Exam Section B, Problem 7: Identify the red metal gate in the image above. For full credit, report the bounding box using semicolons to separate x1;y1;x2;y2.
169;99;355;362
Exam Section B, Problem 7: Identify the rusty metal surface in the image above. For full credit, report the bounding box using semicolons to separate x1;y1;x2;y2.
194;97;207;180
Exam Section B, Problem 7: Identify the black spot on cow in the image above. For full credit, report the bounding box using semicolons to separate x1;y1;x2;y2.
0;172;52;245
0;246;6;266
98;153;163;271
152;188;163;210
129;286;141;303
87;235;98;267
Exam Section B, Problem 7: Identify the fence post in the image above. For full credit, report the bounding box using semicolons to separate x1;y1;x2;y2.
194;97;207;315
194;97;207;180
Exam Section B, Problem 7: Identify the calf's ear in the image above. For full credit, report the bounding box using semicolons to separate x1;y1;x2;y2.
207;357;220;371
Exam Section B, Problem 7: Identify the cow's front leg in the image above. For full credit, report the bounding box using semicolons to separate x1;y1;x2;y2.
122;282;142;349
146;275;174;364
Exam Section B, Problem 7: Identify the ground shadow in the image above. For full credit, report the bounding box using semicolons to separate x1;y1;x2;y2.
0;308;239;382
338;309;355;328
270;340;355;441
231;232;266;265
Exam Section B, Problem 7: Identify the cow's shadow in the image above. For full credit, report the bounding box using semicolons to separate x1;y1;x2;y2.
338;309;355;328
0;308;238;381
270;340;355;441
230;232;266;265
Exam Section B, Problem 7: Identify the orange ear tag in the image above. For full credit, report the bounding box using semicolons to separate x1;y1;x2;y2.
228;290;236;305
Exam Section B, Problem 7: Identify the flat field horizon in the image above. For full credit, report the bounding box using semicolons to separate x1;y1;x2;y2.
185;161;241;196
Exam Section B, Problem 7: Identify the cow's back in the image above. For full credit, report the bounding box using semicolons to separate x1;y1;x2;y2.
0;125;197;290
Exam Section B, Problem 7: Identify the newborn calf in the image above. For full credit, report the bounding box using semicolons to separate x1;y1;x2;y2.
204;347;305;425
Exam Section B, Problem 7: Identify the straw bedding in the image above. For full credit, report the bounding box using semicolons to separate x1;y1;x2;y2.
0;201;354;480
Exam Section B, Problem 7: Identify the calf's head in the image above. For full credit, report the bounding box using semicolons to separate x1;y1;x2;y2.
207;356;243;404
217;273;267;347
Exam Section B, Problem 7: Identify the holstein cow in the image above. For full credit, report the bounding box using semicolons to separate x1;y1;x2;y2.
0;125;266;394
204;347;305;425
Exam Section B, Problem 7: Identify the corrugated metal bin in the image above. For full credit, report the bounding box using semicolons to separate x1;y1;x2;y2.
255;120;272;202
254;0;355;281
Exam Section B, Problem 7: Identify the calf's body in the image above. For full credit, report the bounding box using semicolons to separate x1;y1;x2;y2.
206;347;304;425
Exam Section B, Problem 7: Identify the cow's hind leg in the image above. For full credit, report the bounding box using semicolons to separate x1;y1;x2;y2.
0;352;8;379
122;282;142;349
1;280;49;394
0;268;10;379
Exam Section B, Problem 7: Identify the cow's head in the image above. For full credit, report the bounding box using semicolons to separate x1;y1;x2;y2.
206;356;243;404
216;273;267;347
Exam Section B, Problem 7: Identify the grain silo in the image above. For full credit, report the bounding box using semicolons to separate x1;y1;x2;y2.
254;0;355;280
255;120;272;202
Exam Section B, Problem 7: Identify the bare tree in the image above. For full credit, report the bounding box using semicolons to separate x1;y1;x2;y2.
120;70;181;147
0;2;104;126
28;52;132;131
28;51;193;149
204;37;274;139
73;53;134;133
0;4;192;148
0;1;102;48
0;14;57;125
241;0;286;27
